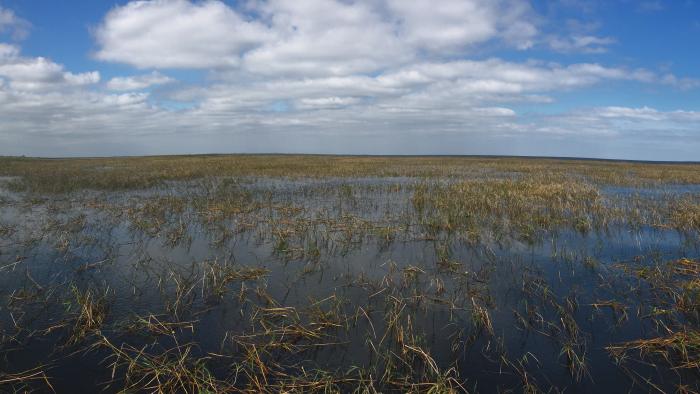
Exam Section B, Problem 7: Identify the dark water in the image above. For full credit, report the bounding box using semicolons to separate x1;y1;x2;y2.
0;177;699;392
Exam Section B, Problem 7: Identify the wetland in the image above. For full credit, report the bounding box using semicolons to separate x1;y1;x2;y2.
0;155;699;393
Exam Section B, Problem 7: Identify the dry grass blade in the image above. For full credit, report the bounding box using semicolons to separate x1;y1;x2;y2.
607;329;700;370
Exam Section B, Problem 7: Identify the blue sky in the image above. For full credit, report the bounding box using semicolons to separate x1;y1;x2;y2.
0;0;699;160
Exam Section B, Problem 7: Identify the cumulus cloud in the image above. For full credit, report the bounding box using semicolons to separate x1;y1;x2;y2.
242;0;410;76
94;0;273;68
106;71;174;91
94;0;539;73
386;0;537;51
0;44;99;91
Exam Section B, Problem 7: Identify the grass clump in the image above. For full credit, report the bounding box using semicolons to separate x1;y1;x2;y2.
98;336;229;393
608;329;700;370
66;286;110;346
413;178;603;240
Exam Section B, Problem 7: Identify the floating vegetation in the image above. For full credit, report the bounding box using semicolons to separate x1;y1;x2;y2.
0;155;699;392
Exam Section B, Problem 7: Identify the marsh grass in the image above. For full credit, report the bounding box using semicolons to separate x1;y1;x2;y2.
65;286;110;346
0;366;54;392
1;155;700;392
413;178;604;241
608;330;700;370
4;155;700;194
98;335;227;393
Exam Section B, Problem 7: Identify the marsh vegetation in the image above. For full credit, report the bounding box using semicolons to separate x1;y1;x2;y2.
0;155;699;392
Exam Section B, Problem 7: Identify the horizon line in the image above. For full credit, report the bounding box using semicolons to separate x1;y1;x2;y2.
3;153;700;165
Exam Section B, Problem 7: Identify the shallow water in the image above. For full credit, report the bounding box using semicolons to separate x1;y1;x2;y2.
0;177;699;392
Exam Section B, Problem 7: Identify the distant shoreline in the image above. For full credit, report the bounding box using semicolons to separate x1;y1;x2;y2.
2;153;699;165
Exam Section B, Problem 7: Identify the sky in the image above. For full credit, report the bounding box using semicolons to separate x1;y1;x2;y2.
0;0;699;160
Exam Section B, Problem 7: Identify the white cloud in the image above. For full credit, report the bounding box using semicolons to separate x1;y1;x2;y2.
242;0;410;76
1;1;699;160
387;0;491;50
386;0;537;52
106;71;174;91
660;73;700;90
6;37;696;157
94;0;273;69
0;46;99;91
596;106;665;121
296;96;362;109
548;35;616;53
379;60;657;99
594;106;700;122
520;106;700;142
0;6;30;40
194;58;663;118
95;0;539;74
101;92;150;106
0;42;20;58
